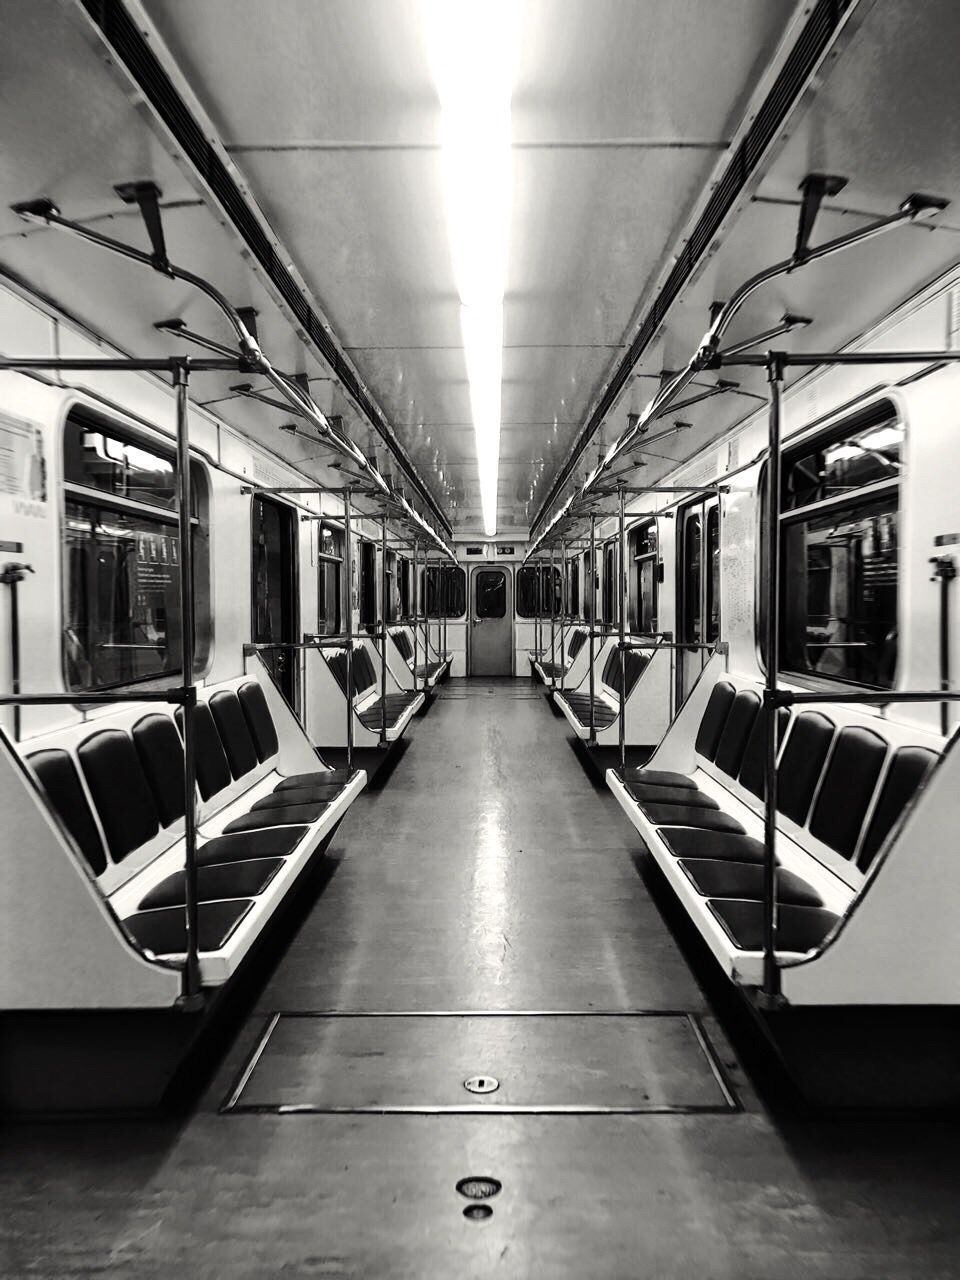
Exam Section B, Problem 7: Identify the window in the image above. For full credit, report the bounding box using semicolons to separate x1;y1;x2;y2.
398;557;412;617
476;569;506;618
602;542;617;625
424;564;466;617
762;401;902;689
680;509;702;644
516;564;561;618
316;521;342;636
630;520;658;633
359;540;377;632
62;411;210;691
567;557;580;617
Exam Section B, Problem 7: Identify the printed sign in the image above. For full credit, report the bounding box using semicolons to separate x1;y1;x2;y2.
0;412;47;509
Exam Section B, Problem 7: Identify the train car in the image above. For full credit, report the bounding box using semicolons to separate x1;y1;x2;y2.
3;1;960;1275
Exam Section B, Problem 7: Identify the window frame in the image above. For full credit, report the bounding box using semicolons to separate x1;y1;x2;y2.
60;405;211;694
757;396;904;691
630;518;659;634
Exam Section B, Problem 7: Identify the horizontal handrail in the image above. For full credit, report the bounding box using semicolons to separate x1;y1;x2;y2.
773;689;960;707
619;641;715;652
0;689;192;707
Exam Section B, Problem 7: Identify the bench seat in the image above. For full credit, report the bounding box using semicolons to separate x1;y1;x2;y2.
607;671;940;984
25;675;367;987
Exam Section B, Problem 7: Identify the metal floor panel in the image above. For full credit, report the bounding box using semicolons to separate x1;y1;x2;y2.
222;1011;738;1114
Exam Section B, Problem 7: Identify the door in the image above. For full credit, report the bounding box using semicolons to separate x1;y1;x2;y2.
252;495;298;709
469;567;513;675
677;497;720;704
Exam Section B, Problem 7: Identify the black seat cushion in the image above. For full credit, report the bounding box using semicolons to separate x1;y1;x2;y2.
132;714;185;827
27;748;107;876
275;768;358;791
678;859;822;908
222;803;330;834
250;788;333;813
393;631;414;662
622;767;697;791
708;899;840;953
197;827;307;866
209;690;259;779
78;730;159;862
272;780;347;802
694;682;735;761
123;899;253;955
809;726;887;859
137;857;284;910
658;829;767;862
176;702;232;801
714;690;761;778
639;804;745;834
737;706;790;799
559;694;618;729
351;647;379;695
776;712;835;826
626;783;720;810
567;630;587;662
858;746;938;870
238;681;279;761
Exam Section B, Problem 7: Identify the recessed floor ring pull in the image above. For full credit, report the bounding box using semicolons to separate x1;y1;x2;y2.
463;1074;499;1094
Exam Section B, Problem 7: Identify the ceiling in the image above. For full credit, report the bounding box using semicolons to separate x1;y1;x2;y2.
1;1;958;538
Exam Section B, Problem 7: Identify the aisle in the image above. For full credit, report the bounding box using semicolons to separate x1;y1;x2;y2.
251;676;704;1014
4;682;960;1279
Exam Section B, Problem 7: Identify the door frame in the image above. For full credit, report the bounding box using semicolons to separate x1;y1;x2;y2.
676;494;720;706
468;563;514;676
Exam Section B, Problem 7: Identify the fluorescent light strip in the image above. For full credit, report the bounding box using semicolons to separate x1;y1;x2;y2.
424;1;513;536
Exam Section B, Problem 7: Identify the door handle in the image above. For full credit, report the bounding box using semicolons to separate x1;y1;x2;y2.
472;616;484;624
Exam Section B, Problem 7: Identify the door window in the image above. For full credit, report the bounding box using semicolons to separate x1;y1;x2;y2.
476;570;506;618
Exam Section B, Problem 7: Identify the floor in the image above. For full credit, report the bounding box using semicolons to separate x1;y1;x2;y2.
3;678;960;1278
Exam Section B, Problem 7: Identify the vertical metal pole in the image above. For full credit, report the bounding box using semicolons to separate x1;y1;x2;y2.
174;361;201;1005
588;515;597;745
761;355;784;1006
442;564;448;662
618;485;627;779
343;490;354;772
535;559;542;657
931;556;956;737
559;537;567;694
412;538;419;693
380;518;388;745
549;545;557;690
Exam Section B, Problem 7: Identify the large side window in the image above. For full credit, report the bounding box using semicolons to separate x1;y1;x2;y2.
762;401;902;689
601;542;617;625
358;539;377;632
567;556;580;617
516;564;560;618
630;520;658;633
316;521;343;636
424;564;466;617
62;410;210;691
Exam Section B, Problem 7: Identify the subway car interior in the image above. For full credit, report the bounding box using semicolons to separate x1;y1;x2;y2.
4;1;960;1275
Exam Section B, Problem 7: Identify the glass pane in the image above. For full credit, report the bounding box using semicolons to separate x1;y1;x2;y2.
706;505;720;643
317;561;341;635
64;415;177;511
476;570;506;619
569;560;580;616
783;405;902;511
516;565;540;617
781;493;898;688
64;500;182;690
682;513;702;643
444;566;467;618
638;559;657;632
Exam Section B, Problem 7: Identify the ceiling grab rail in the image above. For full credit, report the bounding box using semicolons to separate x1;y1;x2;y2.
523;183;947;563
9;191;456;563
